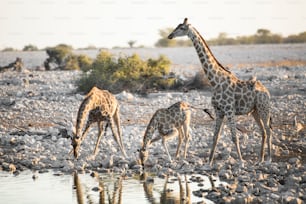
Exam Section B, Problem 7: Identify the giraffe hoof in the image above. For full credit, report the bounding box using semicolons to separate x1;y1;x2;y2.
201;164;212;171
87;155;96;161
239;161;245;168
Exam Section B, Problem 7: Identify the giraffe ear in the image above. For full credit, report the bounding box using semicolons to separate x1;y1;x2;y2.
183;18;188;24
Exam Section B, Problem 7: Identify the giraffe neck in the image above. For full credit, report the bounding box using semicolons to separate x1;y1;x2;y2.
142;114;157;150
75;95;93;138
187;27;237;87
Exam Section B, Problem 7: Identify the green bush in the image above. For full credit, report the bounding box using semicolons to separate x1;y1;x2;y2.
46;44;72;65
22;44;39;51
76;51;176;93
77;54;93;72
1;47;18;52
187;71;211;90
44;44;93;70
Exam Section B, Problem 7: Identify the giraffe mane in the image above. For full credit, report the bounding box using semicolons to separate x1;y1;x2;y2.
191;27;231;74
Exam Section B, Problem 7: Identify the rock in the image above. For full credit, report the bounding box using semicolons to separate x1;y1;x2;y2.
270;193;281;200
32;174;38;180
218;169;232;180
288;157;300;165
90;171;99;178
92;186;102;192
235;184;247;193
284;196;303;204
286;175;302;187
221;196;235;204
0;98;15;106
116;91;134;101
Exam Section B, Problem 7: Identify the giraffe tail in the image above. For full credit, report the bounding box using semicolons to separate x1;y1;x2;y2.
269;116;273;130
203;108;215;120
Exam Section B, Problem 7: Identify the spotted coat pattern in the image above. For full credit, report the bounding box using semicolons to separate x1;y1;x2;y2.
71;86;127;158
168;18;272;165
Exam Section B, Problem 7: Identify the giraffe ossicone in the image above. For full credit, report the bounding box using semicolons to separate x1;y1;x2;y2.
168;18;272;166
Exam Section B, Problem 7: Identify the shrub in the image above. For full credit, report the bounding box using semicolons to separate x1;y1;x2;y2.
22;44;39;51
186;71;211;90
44;44;73;70
1;47;18;52
76;51;177;93
44;44;93;70
77;54;93;72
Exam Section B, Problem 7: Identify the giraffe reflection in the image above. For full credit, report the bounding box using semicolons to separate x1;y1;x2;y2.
73;172;85;204
141;173;191;204
73;172;123;204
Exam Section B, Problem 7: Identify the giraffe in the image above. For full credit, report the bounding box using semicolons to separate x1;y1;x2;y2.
168;18;272;165
141;172;191;204
139;101;191;167
71;86;127;159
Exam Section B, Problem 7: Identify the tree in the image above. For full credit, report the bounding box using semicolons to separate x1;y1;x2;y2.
254;29;282;44
284;32;306;43
1;47;17;52
256;29;271;36
22;44;39;51
128;40;136;48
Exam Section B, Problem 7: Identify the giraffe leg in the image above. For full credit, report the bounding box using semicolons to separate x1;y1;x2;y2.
264;116;272;162
252;110;271;163
80;120;94;142
162;129;179;162
109;117;127;158
209;114;225;166
228;114;243;162
93;121;105;156
113;106;127;157
182;121;191;159
266;116;272;162
175;128;183;159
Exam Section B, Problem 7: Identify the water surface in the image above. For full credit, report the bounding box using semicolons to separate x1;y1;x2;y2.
0;170;222;204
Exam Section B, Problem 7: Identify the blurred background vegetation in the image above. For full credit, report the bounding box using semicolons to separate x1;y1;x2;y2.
1;27;305;94
38;44;187;93
2;28;305;52
43;44;92;71
155;28;306;47
76;51;185;94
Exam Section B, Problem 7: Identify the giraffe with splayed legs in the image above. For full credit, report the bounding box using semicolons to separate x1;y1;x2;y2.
168;18;271;166
71;86;127;159
139;101;191;167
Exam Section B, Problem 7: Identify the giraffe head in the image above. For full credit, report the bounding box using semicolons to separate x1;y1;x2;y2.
168;18;190;39
71;136;81;158
69;122;81;158
139;147;149;168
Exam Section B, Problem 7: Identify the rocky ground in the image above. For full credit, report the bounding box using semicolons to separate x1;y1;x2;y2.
0;52;306;203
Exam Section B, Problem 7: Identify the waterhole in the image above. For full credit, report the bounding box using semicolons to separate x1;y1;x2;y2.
0;170;226;204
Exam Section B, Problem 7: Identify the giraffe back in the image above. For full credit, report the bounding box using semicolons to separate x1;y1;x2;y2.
75;87;118;138
142;101;191;147
140;101;191;166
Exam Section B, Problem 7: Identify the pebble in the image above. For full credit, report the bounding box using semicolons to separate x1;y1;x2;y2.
0;67;305;204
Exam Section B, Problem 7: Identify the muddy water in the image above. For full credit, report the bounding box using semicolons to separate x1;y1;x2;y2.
0;170;225;204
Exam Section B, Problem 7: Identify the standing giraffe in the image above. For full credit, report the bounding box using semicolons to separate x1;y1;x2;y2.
139;101;191;167
168;18;271;165
71;86;127;158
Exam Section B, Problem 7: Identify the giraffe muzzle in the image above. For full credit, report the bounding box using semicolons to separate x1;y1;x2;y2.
168;33;174;39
